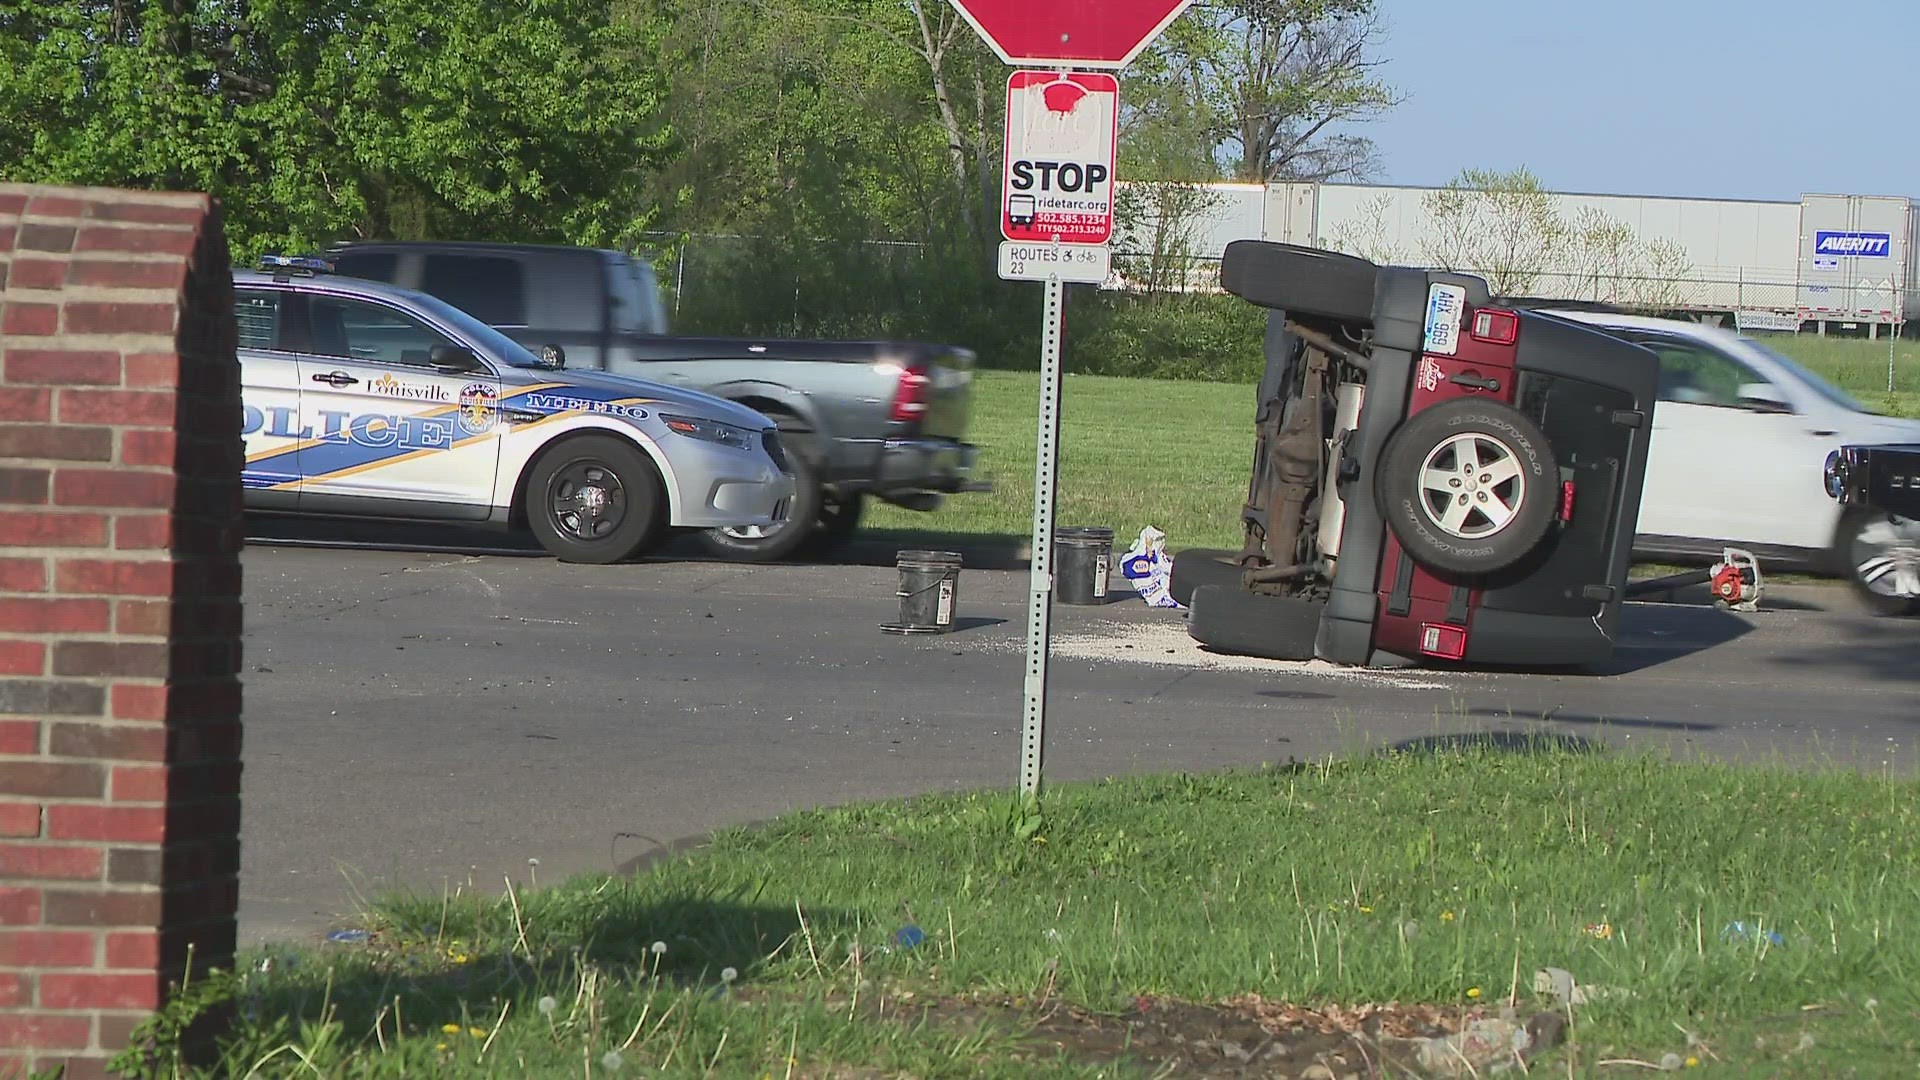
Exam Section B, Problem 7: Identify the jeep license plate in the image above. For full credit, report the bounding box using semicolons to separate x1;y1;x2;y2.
1423;283;1467;356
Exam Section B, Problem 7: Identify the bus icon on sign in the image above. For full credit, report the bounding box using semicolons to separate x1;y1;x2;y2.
1007;193;1037;228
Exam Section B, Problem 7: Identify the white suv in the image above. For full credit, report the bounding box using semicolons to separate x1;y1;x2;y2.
1552;310;1920;613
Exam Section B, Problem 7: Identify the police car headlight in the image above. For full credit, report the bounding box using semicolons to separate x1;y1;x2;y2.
661;414;755;451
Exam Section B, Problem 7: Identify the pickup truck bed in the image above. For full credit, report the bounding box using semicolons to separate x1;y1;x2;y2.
327;240;980;560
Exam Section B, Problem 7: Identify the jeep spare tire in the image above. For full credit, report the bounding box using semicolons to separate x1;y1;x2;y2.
1219;240;1375;321
1376;398;1557;577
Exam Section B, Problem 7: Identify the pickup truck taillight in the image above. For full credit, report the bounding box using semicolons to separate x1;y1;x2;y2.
889;368;932;424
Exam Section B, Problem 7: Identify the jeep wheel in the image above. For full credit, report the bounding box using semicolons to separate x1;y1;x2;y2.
1376;398;1557;577
526;435;664;565
1220;240;1376;320
1186;584;1324;661
1169;548;1248;608
697;419;824;563
1843;509;1920;616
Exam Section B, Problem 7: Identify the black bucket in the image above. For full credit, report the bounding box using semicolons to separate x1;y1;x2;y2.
1053;526;1115;606
881;550;963;634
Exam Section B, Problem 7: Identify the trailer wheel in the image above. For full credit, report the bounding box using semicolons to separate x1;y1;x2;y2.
1220;240;1376;320
1186;584;1324;661
1169;548;1249;607
1376;398;1557;577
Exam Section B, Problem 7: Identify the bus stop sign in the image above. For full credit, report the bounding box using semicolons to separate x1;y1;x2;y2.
948;0;1195;69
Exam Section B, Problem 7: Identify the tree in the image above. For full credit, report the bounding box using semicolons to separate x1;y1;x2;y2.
1420;167;1566;296
1419;167;1697;308
0;0;675;257
1129;0;1395;184
1325;191;1408;265
640;0;1003;248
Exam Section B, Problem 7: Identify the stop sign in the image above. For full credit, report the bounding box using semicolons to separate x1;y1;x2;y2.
949;0;1195;68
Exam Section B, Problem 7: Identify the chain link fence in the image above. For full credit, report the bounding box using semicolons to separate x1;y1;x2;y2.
639;234;1920;403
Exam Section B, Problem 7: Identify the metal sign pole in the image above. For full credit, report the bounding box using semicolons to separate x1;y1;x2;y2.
1020;274;1065;795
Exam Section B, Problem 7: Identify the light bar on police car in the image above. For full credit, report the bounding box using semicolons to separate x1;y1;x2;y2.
259;254;336;276
660;413;756;451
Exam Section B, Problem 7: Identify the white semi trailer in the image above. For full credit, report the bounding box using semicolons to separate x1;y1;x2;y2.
1795;194;1920;333
1116;181;1920;334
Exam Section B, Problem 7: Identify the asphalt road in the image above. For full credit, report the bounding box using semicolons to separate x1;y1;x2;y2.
237;534;1920;945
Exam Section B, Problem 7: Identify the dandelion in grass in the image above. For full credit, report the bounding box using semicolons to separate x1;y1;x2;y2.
1357;905;1373;914
1685;1057;1700;1068
442;1023;461;1035
1441;910;1456;922
468;1027;485;1038
601;1050;624;1072
435;1042;448;1053
537;995;558;1017
1466;987;1482;1000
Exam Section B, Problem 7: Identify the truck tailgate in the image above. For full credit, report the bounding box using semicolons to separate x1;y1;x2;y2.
916;347;975;442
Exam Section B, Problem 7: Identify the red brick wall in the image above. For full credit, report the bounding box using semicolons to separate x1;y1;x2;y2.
0;185;244;1079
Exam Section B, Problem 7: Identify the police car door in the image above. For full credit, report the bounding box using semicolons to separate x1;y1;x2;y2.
234;287;305;501
289;291;501;516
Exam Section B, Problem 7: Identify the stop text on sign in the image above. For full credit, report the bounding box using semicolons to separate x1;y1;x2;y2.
1001;71;1118;245
1009;161;1109;193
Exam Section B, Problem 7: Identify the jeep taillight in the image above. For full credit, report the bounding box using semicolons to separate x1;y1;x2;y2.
1469;308;1519;345
890;368;931;424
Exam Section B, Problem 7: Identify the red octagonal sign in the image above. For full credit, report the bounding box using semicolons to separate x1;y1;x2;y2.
949;0;1195;69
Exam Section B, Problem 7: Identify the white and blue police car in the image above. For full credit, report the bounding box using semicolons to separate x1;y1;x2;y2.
235;256;793;564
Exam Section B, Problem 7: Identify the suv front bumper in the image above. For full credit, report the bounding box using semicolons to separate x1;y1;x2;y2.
1828;444;1920;516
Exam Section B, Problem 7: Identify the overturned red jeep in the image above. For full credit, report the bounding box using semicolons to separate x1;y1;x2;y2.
1176;242;1662;669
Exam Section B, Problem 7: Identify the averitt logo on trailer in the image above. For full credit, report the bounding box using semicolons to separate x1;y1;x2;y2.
1814;231;1892;257
1001;72;1119;245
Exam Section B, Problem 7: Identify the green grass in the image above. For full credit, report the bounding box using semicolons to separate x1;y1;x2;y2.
148;747;1920;1076
865;371;1254;551
865;336;1920;558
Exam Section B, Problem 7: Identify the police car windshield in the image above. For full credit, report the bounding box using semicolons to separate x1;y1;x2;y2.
405;291;548;368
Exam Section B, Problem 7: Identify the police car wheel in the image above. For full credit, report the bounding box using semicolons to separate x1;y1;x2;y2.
1376;398;1557;577
526;435;663;564
697;420;825;563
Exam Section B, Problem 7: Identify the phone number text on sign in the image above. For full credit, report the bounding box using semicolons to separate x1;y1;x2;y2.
998;241;1111;283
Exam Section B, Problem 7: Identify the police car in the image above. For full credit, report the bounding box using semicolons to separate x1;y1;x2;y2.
236;256;793;564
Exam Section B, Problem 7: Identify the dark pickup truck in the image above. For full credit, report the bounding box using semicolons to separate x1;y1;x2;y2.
325;240;981;560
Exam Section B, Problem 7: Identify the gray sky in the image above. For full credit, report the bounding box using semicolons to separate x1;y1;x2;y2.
1365;0;1916;200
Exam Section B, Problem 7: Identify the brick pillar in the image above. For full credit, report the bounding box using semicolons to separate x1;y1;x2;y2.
0;185;244;1079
